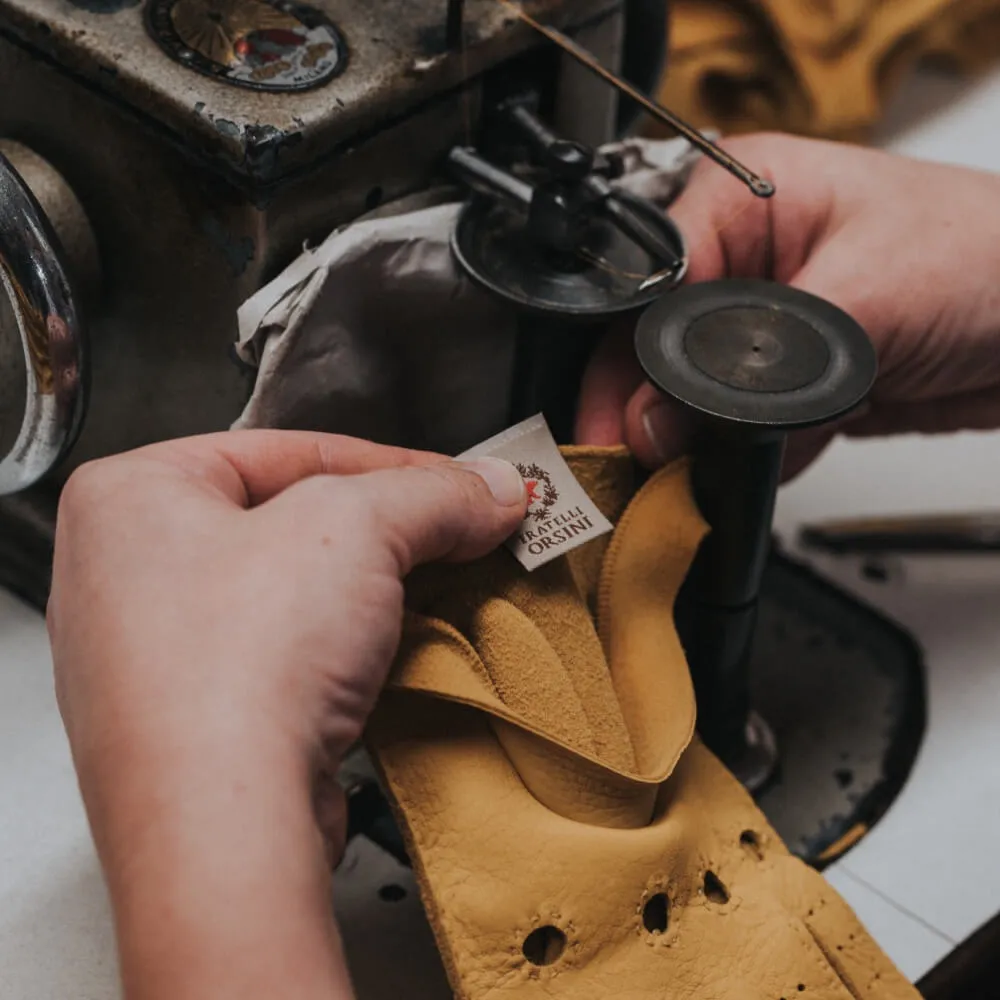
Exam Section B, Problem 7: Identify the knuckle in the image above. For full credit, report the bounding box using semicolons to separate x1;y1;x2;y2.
430;462;487;502
285;473;348;510
284;475;378;541
58;459;119;518
715;130;801;172
731;129;788;151
429;465;496;527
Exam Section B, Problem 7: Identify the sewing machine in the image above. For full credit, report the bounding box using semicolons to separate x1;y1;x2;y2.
0;1;995;995
0;0;673;603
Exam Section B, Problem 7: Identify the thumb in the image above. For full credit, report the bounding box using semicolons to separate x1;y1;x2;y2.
346;458;528;574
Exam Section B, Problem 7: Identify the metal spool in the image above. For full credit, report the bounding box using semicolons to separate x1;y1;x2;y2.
635;279;877;430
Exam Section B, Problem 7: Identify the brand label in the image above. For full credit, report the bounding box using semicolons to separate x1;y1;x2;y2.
459;414;613;570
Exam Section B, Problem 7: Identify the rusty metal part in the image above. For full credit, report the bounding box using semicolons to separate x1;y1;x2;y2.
0;145;89;493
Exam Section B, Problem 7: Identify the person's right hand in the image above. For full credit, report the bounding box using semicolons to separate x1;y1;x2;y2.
576;133;1000;479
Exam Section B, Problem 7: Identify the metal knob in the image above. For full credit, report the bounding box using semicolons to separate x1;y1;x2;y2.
635;279;877;791
0;143;91;494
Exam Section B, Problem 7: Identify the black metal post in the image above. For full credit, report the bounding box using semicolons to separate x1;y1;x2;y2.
675;427;785;786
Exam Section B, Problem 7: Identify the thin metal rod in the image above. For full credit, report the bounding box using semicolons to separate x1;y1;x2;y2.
496;0;775;199
447;147;534;207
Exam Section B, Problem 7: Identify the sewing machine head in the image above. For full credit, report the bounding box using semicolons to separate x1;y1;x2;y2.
0;0;669;595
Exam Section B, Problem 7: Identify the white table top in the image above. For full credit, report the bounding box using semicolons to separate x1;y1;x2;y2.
4;66;1000;998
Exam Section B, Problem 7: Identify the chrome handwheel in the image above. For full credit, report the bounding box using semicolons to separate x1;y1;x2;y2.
0;143;89;493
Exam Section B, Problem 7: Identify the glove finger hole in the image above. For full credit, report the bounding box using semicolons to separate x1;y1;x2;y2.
522;925;567;966
740;828;765;860
641;892;670;934
703;869;730;904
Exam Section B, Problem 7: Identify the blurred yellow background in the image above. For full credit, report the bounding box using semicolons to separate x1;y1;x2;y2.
649;0;1000;140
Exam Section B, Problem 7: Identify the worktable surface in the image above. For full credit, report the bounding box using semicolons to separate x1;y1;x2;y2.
3;68;1000;998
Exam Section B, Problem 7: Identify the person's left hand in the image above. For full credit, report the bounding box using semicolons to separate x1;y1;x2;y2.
47;430;527;1000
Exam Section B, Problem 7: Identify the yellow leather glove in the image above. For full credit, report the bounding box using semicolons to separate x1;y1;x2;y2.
367;447;919;1000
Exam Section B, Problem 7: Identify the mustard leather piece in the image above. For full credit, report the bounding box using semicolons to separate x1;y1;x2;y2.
367;446;920;1000
390;451;705;828
647;0;1000;140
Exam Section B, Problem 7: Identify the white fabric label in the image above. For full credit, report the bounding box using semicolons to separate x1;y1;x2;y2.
459;414;613;571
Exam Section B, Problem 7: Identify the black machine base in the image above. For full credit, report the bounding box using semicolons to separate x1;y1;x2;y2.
751;546;925;866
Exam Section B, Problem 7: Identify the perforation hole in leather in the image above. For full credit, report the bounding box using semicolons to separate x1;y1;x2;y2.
703;870;730;904
378;884;407;902
641;893;669;934
740;829;764;859
522;926;567;966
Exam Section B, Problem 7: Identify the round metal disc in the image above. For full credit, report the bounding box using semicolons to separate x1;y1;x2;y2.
451;192;687;320
146;0;347;93
635;280;876;429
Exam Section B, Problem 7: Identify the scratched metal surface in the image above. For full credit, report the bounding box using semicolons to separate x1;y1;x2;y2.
751;554;924;864
0;0;618;183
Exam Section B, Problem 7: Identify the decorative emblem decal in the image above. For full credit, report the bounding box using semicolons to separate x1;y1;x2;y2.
516;462;560;522
146;0;347;92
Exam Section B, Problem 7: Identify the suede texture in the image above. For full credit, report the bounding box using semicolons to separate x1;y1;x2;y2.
367;447;920;1000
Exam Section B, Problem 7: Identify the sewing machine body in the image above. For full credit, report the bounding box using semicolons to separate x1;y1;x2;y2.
0;0;630;602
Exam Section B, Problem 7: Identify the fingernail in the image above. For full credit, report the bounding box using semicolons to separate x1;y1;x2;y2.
641;400;680;464
454;458;526;506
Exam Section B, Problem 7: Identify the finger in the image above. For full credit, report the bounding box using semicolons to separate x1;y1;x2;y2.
627;393;839;480
668;158;772;283
778;383;1000;482
623;383;694;468
665;132;827;284
842;386;1000;437
342;458;528;573
781;427;838;483
313;772;348;871
128;430;448;508
574;318;646;445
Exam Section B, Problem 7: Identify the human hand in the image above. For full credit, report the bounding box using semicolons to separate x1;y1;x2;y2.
576;133;1000;479
47;430;527;1000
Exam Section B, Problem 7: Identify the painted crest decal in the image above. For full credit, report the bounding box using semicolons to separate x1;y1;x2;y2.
147;0;347;92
